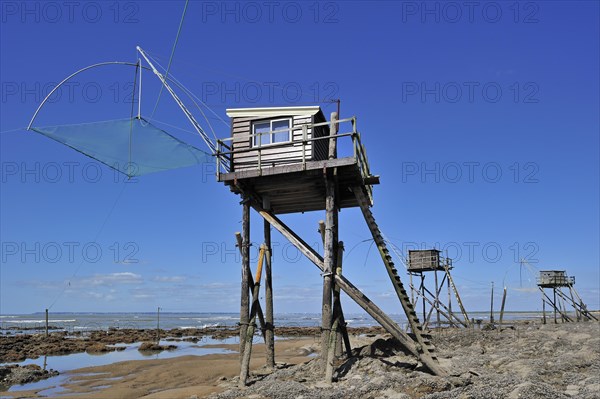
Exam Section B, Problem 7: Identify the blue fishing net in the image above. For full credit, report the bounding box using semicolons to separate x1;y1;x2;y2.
31;117;212;177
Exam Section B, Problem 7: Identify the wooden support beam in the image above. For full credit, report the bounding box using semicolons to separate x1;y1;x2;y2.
321;176;336;372
319;223;351;362
434;270;440;327
540;287;547;324
411;282;462;328
424;274;448;327
540;288;572;323
444;265;470;327
499;286;507;325
490;282;495;325
326;241;351;382
334;242;352;358
568;286;581;321
239;245;266;386
569;286;598;321
263;198;275;369
555;288;582;322
553;288;557;324
329;112;338;159
239;199;251;359
250;203;447;376
235;233;267;338
421;275;426;327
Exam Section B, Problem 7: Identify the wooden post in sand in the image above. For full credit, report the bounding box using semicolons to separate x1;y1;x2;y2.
489;282;495;324
263;198;275;369
499;287;507;325
321;172;338;374
434;269;440;327
326;241;353;382
45;309;49;337
239;245;266;387
235;233;268;339
553;288;557;324
240;198;251;360
319;221;351;361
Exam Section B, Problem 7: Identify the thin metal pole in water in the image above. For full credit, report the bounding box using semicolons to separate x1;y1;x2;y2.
156;307;161;343
45;308;49;337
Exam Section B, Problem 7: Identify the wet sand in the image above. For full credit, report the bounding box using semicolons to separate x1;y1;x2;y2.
1;338;316;398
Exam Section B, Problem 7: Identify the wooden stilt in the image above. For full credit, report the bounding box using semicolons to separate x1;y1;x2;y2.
420;274;426;327
411;284;463;327
251;203;447;376
568;286;580;321
542;296;546;324
326;241;351;382
264;199;275;369
490;282;495;325
540;288;572;323
499;286;507;325
553;288;557;324
240;199;251;359
410;273;414;306
321;176;336;372
239;245;266;386
235;232;267;337
447;274;452;315
334;242;351;358
319;223;351;360
434;270;440;327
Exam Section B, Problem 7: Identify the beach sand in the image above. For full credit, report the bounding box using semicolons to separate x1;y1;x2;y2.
2;321;599;398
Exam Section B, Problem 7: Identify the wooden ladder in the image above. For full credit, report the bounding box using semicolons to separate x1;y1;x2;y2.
352;187;439;364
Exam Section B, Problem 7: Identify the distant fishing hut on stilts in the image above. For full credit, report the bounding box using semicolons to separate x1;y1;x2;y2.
537;270;597;324
407;249;471;329
215;106;447;385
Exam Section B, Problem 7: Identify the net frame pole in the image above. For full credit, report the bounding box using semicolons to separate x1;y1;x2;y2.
138;58;142;119
136;46;217;154
27;61;143;130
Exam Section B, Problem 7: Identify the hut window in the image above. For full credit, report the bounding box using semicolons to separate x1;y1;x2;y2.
252;118;291;147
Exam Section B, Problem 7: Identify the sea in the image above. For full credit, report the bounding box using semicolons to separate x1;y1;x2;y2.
0;311;544;335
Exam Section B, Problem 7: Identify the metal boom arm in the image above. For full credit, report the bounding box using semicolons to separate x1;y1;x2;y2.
136;46;217;154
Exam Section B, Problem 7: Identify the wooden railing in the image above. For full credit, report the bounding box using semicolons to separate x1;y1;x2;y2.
215;116;374;201
537;275;575;286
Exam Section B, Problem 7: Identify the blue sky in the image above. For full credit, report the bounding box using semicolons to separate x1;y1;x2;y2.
1;1;598;316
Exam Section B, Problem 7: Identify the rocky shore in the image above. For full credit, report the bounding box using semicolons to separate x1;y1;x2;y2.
0;326;382;364
1;322;598;398
210;321;600;399
0;364;59;391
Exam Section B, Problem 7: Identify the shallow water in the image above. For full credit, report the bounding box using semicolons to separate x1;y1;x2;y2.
5;336;238;394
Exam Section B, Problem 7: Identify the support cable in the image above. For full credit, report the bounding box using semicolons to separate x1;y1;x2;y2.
151;0;190;118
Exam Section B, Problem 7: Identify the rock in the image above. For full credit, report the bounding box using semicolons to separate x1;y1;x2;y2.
375;389;410;399
138;342;177;352
358;337;406;357
565;384;579;397
0;364;59;390
85;343;112;353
